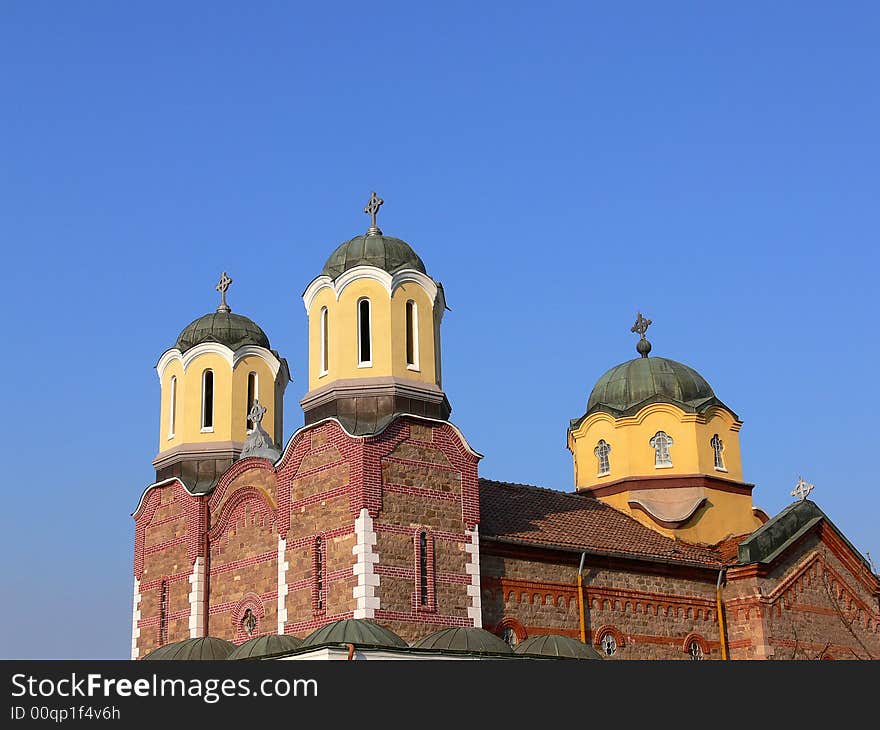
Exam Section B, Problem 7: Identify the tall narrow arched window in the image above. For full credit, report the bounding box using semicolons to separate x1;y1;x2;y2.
405;300;419;369
358;298;372;366
246;371;257;430
418;531;429;606
159;579;168;644
594;439;611;476
320;306;329;375
711;434;725;471
201;370;214;431
315;537;324;611
168;376;177;439
650;431;673;467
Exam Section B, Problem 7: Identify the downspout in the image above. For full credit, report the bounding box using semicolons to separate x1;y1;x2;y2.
716;569;728;660
577;553;587;644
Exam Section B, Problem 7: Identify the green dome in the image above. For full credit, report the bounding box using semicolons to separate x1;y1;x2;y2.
301;619;407;649
514;634;602;659
584;356;726;419
175;311;270;353
227;634;304;660
322;234;426;278
142;637;235;660
411;627;513;655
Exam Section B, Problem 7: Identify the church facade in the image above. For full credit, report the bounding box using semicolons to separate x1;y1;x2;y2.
131;195;880;660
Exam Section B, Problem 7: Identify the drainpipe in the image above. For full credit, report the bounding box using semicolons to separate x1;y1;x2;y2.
716;569;728;660
577;553;587;644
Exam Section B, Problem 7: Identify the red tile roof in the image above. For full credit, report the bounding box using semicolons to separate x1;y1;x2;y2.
479;479;724;568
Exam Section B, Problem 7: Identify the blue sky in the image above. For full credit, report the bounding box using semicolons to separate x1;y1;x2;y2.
1;2;878;658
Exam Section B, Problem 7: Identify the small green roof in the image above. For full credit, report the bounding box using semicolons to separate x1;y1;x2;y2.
142;637;235;660
322;234;426;278
514;634;602;659
411;627;513;654
175;311;270;353
227;634;304;660
572;356;733;426
301;619;407;649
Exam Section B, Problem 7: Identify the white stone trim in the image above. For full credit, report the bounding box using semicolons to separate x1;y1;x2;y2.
302;266;440;312
131;577;141;660
465;525;482;627
156;342;285;382
352;509;380;619
277;536;289;634
188;557;206;638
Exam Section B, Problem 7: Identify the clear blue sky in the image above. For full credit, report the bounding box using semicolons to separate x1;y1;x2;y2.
1;2;878;659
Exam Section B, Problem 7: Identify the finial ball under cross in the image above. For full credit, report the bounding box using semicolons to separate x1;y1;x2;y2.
364;191;384;235
216;272;233;313
791;476;815;502
631;311;653;357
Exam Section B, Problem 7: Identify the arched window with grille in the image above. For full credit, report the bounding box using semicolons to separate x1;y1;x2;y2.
711;434;725;471
418;531;428;606
594;440;611;476
650;431;673;467
314;537;325;612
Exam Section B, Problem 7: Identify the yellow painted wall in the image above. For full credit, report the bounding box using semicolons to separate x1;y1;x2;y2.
307;277;439;391
158;351;282;454
569;403;744;490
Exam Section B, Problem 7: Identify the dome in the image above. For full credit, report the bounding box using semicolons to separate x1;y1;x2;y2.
227;634;304;660
300;619;407;649
584;356;728;419
514;634;602;659
411;627;513;655
175;311;270;353
142;636;235;660
322;234;426;278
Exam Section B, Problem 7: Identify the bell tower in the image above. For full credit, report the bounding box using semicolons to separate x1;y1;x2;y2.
300;193;450;434
154;273;290;488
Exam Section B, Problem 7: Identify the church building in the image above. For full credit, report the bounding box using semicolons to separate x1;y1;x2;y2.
131;194;880;661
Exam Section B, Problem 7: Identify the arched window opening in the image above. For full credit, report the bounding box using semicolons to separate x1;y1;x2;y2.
688;639;704;660
600;632;617;656
711;434;725;471
168;376;177;439
159;579;168;645
405;300;419;369
246;372;258;430
419;531;429;606
242;608;257;637
594;439;611;476
650;431;673;467
358;299;372;366
201;370;214;431
320;306;329;375
315;537;324;611
501;627;519;648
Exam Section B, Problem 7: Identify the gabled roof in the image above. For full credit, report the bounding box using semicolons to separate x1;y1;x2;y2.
479;479;723;568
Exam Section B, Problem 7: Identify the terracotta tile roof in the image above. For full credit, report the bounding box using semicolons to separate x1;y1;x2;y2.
479;478;723;568
713;534;750;564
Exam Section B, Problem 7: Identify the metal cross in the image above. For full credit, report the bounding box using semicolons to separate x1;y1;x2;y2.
216;272;233;313
364;191;384;234
631;312;652;339
791;476;815;501
248;399;267;426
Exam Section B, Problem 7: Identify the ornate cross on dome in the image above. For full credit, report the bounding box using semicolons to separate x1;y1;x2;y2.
364;191;384;236
791;476;815;501
631;311;653;358
216;272;233;313
248;399;267;426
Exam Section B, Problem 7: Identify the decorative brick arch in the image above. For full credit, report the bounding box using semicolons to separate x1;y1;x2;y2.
232;593;266;642
593;625;626;651
208;485;276;545
682;632;709;658
495;616;527;645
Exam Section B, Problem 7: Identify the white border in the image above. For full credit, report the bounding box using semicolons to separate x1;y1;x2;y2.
302;266;444;313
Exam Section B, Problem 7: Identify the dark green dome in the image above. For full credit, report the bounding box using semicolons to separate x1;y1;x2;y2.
584;356;726;419
514;634;602;660
411;627;513;655
175;311;270;353
301;619;407;649
227;634;304;660
322;234;426;278
142;636;235;660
